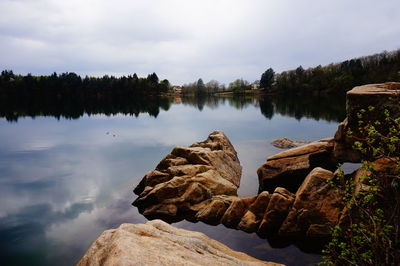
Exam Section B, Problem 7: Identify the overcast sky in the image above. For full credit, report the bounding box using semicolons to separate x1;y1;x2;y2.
0;0;399;85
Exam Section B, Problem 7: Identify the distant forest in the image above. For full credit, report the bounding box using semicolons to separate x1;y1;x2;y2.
1;49;399;109
263;49;400;95
0;71;171;120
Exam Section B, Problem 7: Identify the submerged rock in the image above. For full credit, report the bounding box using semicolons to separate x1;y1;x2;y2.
257;138;337;193
257;188;295;238
77;220;281;266
271;138;310;149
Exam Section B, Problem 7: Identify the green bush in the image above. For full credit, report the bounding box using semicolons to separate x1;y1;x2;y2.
320;106;400;265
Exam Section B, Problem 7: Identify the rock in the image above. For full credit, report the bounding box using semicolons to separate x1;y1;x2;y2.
221;196;256;229
279;168;343;237
333;83;400;162
195;195;236;225
77;220;281;266
271;138;310;149
333;119;362;163
237;192;271;233
133;131;242;222
257;138;337;193
258;188;295;237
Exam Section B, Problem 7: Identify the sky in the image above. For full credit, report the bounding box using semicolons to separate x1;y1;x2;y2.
0;0;399;85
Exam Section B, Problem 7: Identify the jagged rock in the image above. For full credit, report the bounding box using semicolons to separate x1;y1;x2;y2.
271;138;310;149
257;138;337;193
133;131;242;222
221;196;256;229
279;168;343;237
77;220;281;266
334;83;400;162
237;192;271;233
195;195;236;225
258;188;295;237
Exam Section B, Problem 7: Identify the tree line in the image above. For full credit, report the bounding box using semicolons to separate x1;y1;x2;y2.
260;49;400;95
0;71;172;120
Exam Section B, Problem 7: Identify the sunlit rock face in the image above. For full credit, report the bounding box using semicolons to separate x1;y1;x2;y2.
133;131;242;222
77;220;281;266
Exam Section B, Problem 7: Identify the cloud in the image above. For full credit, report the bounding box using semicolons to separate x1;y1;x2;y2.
0;0;399;84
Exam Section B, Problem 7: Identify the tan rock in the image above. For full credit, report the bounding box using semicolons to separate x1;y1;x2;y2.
221;196;256;229
133;131;242;222
258;188;295;237
333;83;400;162
279;168;342;237
257;138;337;193
237;192;271;233
271;138;310;149
77;220;281;266
195;195;236;225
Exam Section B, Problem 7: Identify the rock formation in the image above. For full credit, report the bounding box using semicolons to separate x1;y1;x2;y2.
132;82;399;248
334;82;400;162
133;131;338;241
271;138;310;149
133;131;242;222
77;220;281;266
257;138;337;193
279;168;342;237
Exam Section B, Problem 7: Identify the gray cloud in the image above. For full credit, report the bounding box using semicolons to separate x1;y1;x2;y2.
0;0;399;84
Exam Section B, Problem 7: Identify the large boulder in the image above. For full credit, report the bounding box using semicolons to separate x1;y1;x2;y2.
279;168;343;237
257;138;337;193
77;220;281;266
133;131;242;222
334;82;400;162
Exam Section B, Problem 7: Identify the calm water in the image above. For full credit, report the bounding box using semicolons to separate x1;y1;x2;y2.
0;96;345;266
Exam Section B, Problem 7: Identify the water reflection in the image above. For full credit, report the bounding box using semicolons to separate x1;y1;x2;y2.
0;94;346;122
0;98;344;266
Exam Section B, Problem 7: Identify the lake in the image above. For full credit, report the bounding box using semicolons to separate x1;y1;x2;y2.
0;95;346;266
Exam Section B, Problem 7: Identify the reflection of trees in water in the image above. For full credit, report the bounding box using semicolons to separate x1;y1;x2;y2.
0;93;345;122
0;95;173;122
268;95;346;122
180;95;346;122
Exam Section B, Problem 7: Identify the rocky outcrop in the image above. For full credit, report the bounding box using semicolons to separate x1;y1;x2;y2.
77;220;281;266
333;82;400;162
257;138;337;193
132;131;339;241
133;131;242;222
271;138;310;149
279;168;342;237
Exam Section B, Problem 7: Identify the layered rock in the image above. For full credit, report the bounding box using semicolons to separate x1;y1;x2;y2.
77;220;281;266
257;138;337;193
133;131;242;222
333;82;400;162
133;131;338;240
279;168;342;237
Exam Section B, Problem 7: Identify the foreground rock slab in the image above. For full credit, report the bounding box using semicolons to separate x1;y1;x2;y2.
77;220;281;266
